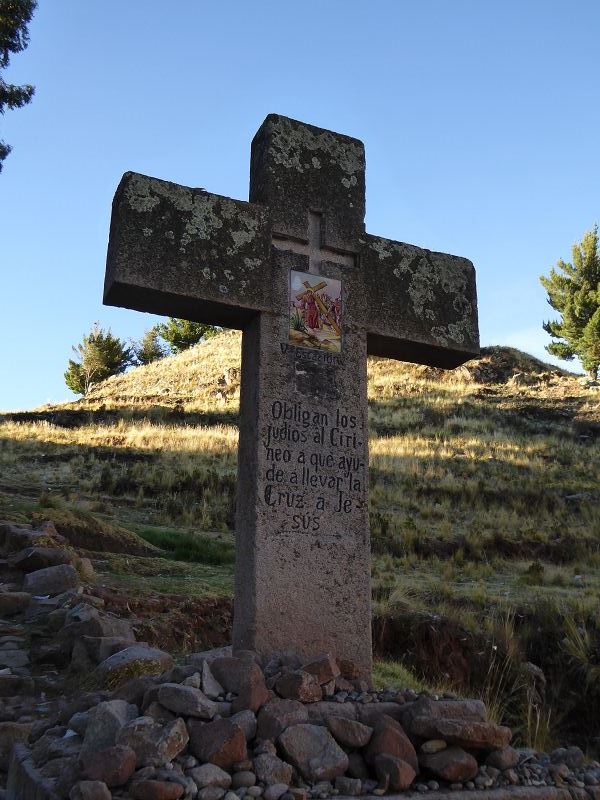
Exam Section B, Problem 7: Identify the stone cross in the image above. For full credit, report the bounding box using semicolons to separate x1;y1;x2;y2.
104;114;479;678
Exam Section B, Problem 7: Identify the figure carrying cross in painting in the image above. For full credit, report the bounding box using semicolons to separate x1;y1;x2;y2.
289;270;342;353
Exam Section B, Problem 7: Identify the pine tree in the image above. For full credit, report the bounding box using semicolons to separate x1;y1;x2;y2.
64;323;134;395
0;0;37;171
540;226;600;379
157;318;219;354
134;327;166;365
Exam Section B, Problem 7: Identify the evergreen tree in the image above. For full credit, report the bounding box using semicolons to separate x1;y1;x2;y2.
134;326;166;365
0;0;37;171
64;323;134;395
540;225;600;379
157;318;219;354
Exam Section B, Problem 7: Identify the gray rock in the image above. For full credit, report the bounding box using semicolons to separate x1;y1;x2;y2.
231;710;257;741
203;660;226;700
10;546;73;572
334;776;361;796
264;784;289;800
158;683;218;718
326;716;372;748
231;771;256;788
69;781;112;800
188;718;247;769
190;763;233;789
254;753;293;786
80;699;138;760
116;715;189;767
23;564;80;596
257;699;308;740
96;644;174;688
199;788;227;800
278;724;348;783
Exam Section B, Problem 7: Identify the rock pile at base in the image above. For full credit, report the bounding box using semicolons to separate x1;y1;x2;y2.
0;519;597;800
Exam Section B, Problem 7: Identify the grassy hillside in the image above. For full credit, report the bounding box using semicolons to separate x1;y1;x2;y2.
1;330;599;749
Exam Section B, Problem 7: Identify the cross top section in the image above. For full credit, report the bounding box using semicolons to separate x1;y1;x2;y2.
105;113;479;367
250;115;365;256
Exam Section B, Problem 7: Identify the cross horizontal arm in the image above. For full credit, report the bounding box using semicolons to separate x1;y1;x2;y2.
357;234;479;368
104;172;273;328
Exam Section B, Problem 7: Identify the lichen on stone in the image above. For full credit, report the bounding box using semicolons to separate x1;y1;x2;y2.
268;117;364;176
370;236;477;347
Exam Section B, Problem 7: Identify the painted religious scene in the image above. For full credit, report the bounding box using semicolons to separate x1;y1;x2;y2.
289;270;343;353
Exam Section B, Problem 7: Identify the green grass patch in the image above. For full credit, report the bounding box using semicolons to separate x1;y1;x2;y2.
133;524;235;566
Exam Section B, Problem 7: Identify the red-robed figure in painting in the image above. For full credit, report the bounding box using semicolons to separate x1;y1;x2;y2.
298;289;321;330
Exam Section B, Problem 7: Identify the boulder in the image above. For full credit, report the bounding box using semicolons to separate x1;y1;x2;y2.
69;781;112;800
307;700;357;725
23;563;79;596
188;718;247;768
334;776;362;796
232;663;270;713
401;697;487;732
231;710;257;741
374;754;416;791
61;604;135;649
326;717;372;748
209;656;253;692
302;654;340;685
157;683;218;719
81;743;136;786
202;660;225;700
410;716;512;750
116;716;189;767
0;592;31;615
347;752;369;780
254;752;293;785
419;746;479;782
278;723;348;782
257;698;309;740
264;783;289;800
275;671;322;703
190;763;233;789
79;699;138;760
10;546;73;572
187;646;233;668
130;779;184;799
486;746;520;770
96;645;174;688
364;715;418;773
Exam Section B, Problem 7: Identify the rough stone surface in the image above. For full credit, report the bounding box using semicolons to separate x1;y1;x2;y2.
302;654;340;685
190;763;233;789
231;709;257;741
23;563;79;596
364;715;418;773
419;746;479;782
79;699;138;760
96;644;174;687
326;716;372;748
374;754;416;791
116;716;189;767
486;746;520;770
257;698;309;740
130;779;184;800
188;718;247;768
10;546;73;572
81;743;136;786
104;115;479;679
202;660;225;699
254;752;294;786
157;683;218;718
70;781;112;800
410;715;512;750
275;670;322;703
278;723;349;782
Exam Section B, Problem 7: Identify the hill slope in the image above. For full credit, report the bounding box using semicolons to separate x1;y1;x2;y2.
1;331;600;748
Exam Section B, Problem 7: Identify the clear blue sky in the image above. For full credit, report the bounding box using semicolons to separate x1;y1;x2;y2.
1;1;599;410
